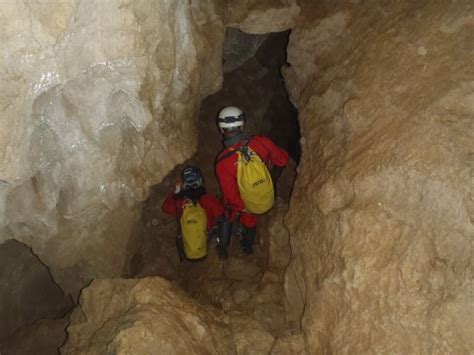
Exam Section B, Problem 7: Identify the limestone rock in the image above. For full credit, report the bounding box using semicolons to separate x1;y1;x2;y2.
62;277;234;354
229;311;275;355
222;28;268;73
0;0;226;296
271;334;307;354
0;0;300;301
267;200;291;274
223;256;263;281
283;1;474;353
227;0;300;34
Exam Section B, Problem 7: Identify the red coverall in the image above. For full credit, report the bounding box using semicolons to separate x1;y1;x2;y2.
162;192;223;231
215;135;289;228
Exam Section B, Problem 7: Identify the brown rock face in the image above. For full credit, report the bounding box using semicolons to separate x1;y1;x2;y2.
62;277;233;354
283;1;473;353
1;318;69;355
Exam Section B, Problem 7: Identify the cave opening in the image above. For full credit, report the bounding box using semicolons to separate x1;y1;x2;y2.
130;28;300;335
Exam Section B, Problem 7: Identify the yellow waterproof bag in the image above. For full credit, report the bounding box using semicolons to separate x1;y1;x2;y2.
236;147;274;214
180;200;207;259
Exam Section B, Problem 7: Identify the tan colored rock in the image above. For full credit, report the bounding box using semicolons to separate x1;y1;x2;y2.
223;256;263;281
227;0;300;34
271;334;307;354
0;0;226;296
62;277;234;354
267;200;291;274
229;312;275;355
284;1;473;353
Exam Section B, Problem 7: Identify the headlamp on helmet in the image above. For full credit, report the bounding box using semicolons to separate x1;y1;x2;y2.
182;166;203;189
217;106;245;132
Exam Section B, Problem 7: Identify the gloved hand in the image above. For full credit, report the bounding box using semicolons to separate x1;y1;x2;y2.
174;179;183;194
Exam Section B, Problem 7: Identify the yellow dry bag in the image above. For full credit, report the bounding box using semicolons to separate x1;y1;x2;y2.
180;200;207;259
236;147;274;214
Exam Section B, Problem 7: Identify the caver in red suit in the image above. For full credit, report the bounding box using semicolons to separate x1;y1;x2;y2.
216;135;289;227
162;189;223;231
162;165;223;261
215;106;289;257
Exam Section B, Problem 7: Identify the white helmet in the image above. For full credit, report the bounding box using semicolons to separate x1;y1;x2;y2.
217;106;245;132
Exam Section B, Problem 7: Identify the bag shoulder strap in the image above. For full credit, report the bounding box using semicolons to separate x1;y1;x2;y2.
217;135;255;163
217;147;237;163
247;135;273;166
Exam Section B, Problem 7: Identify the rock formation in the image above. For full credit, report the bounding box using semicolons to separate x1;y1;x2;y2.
62;277;278;354
0;0;299;298
0;0;225;297
2;0;472;353
283;1;473;353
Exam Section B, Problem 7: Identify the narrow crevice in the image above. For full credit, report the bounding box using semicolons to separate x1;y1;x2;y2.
0;240;74;354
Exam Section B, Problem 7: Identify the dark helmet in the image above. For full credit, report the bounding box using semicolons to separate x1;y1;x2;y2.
182;166;203;189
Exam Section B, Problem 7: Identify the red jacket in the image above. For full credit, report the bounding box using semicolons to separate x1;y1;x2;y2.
162;192;223;231
216;135;289;214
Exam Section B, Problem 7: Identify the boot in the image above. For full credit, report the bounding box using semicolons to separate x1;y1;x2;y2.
217;215;231;259
240;227;256;255
235;222;245;238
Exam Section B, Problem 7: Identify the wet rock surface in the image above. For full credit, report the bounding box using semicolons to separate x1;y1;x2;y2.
0;0;300;302
0;0;225;297
283;1;473;353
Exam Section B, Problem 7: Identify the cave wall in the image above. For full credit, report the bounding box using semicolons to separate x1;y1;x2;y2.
2;0;305;296
283;1;473;353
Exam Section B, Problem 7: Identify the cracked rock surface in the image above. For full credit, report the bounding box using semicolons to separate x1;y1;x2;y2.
283;1;473;353
62;277;277;354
